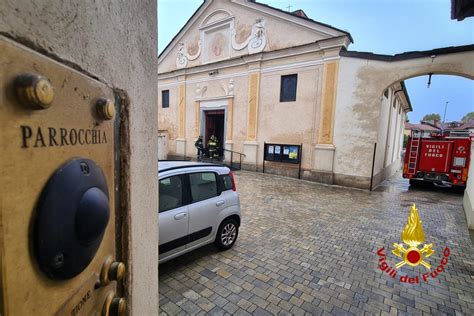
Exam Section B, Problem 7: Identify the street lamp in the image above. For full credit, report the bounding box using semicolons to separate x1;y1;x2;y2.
427;73;433;88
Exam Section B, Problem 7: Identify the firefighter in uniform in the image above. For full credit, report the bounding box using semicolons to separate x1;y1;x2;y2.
208;135;219;159
194;136;204;160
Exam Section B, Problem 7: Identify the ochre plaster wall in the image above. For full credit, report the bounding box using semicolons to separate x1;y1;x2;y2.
158;50;329;173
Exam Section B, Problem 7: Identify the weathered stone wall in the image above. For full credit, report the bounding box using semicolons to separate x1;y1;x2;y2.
1;1;159;314
370;85;408;189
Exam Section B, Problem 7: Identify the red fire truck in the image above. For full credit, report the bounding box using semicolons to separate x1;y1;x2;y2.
403;129;472;187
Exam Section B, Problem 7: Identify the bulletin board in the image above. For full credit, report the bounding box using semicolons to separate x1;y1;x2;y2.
263;142;302;178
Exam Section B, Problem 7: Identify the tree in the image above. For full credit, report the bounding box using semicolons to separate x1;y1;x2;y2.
403;134;409;148
461;112;474;122
422;113;441;122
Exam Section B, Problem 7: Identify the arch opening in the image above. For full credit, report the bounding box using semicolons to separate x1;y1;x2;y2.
372;73;473;215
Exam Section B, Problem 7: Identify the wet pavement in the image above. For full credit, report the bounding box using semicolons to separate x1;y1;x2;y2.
159;171;474;315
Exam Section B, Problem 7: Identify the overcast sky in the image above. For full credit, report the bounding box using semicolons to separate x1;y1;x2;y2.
158;0;474;123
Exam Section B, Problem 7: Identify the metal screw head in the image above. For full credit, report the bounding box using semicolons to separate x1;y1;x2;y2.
14;73;54;109
51;253;65;269
96;98;115;120
110;297;126;316
80;162;90;175
109;262;126;282
102;293;126;316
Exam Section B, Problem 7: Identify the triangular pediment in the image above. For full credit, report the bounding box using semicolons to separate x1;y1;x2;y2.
158;0;351;73
201;8;233;26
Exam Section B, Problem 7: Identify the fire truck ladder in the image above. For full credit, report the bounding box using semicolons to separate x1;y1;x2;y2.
407;129;421;175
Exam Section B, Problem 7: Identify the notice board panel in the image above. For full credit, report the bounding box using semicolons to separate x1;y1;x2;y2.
264;143;301;164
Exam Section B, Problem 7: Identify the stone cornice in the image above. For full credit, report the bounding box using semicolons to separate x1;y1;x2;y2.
158;36;348;79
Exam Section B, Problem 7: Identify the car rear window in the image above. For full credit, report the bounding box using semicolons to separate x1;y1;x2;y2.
159;176;182;213
189;172;217;202
221;174;233;191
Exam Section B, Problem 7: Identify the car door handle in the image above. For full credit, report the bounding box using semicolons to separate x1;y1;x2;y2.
174;213;187;220
216;200;225;206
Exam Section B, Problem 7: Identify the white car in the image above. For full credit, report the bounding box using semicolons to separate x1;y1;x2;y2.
158;161;241;263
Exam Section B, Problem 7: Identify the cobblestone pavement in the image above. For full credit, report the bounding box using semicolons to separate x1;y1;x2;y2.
159;171;474;315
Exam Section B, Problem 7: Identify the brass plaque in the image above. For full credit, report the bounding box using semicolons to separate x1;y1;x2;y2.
55;274;114;316
0;36;117;315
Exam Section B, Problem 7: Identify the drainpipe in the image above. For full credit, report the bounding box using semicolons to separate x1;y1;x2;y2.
370;143;377;191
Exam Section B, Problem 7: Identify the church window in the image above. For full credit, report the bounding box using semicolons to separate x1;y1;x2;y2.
162;90;169;108
280;74;297;102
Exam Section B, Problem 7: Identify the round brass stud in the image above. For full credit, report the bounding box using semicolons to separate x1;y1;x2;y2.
109;262;126;282
102;293;126;316
96;98;115;120
110;297;126;316
100;257;126;286
14;73;54;109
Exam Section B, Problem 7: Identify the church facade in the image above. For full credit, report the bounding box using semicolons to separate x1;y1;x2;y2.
158;0;410;189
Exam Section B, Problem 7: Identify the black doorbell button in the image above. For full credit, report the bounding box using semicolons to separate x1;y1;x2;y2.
34;158;110;280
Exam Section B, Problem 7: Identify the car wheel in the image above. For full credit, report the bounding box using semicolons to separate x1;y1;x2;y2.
214;218;238;250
